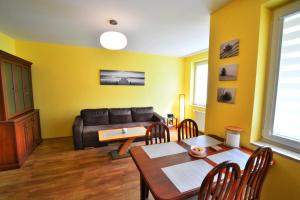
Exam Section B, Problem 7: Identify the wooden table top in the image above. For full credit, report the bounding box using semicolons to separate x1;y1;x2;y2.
98;127;146;142
130;135;252;200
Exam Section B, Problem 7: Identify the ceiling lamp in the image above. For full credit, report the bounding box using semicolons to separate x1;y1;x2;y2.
100;19;127;50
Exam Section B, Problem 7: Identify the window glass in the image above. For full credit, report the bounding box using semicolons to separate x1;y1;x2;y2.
273;11;300;142
193;62;208;107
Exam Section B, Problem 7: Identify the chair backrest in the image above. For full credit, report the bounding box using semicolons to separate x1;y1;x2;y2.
145;122;170;145
177;118;199;141
199;161;241;200
235;147;273;200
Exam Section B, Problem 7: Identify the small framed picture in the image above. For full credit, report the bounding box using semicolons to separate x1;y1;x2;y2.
220;39;239;59
217;88;236;104
219;64;238;81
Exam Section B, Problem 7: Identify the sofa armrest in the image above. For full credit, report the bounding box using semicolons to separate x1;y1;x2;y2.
72;116;84;150
153;112;165;123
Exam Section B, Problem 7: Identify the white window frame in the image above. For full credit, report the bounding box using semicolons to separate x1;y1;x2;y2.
192;61;208;108
263;1;300;151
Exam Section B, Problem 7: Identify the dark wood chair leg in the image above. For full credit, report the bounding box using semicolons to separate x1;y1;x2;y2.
140;174;146;200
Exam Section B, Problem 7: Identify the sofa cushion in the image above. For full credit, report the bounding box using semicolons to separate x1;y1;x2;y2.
81;109;109;126
132;107;154;122
109;108;132;124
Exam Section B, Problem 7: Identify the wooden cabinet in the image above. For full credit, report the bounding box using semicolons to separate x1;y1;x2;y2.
0;50;34;120
0;110;41;170
0;50;41;171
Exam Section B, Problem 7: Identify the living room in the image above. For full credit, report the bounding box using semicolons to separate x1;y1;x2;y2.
0;0;300;200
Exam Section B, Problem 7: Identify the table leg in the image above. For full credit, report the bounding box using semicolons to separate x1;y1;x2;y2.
118;137;135;156
140;174;146;200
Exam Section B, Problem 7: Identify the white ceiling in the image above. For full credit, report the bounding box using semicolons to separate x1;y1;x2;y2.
0;0;231;57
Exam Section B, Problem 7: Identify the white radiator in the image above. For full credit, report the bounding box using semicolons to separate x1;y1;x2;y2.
193;110;205;132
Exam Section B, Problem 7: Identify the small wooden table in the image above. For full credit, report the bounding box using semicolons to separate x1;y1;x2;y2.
130;135;253;200
99;127;146;160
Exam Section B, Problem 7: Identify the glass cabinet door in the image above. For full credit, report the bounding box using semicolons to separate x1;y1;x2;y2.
15;65;25;112
22;67;33;109
3;62;17;116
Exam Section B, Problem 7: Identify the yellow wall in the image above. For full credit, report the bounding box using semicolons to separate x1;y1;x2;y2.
206;0;261;145
183;51;208;121
15;40;184;138
207;0;300;199
0;32;15;55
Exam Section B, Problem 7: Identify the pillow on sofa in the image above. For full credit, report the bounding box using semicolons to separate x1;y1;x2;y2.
109;108;132;124
132;107;154;122
81;109;109;126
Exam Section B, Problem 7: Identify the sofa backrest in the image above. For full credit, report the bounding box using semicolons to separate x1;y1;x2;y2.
131;107;154;122
80;106;155;125
109;108;132;124
81;109;109;126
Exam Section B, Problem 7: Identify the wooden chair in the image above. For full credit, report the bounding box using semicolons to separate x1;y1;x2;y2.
199;161;241;200
177;118;199;141
144;122;170;198
235;147;273;200
145;122;170;145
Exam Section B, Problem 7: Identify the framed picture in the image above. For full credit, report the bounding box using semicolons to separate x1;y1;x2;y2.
219;64;238;81
220;39;239;59
100;70;145;86
217;88;236;104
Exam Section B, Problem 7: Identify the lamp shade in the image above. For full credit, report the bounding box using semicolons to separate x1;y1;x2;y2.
100;31;127;50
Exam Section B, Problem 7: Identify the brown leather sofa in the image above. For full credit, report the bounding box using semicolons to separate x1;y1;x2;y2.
72;107;164;150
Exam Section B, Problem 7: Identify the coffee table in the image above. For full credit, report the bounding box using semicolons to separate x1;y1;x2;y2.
98;127;146;160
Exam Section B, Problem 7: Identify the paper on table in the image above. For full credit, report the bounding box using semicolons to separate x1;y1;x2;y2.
102;127;145;137
142;142;187;159
162;159;213;193
207;149;250;170
183;135;222;148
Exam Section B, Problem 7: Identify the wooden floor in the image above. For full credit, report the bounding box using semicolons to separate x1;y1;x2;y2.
0;138;144;200
0;131;178;200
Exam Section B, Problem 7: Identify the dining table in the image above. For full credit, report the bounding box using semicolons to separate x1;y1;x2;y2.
129;134;253;200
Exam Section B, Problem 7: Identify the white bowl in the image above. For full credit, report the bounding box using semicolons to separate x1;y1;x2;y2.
190;146;206;156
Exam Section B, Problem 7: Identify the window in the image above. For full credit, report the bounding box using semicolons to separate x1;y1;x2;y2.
264;1;300;151
193;61;208;107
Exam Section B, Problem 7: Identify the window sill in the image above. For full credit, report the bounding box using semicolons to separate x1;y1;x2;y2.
192;105;206;109
251;140;300;162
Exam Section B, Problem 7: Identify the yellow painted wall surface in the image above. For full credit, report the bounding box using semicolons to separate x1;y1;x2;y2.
0;32;15;54
15;40;184;138
206;0;260;145
251;3;272;142
207;0;300;199
183;51;208;121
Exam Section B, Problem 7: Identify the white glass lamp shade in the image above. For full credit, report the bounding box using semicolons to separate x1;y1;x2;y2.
100;31;127;50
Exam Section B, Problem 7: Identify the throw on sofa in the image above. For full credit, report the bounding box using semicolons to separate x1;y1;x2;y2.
72;107;164;150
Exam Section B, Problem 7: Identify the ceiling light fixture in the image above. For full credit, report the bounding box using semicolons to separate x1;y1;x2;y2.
100;19;127;50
